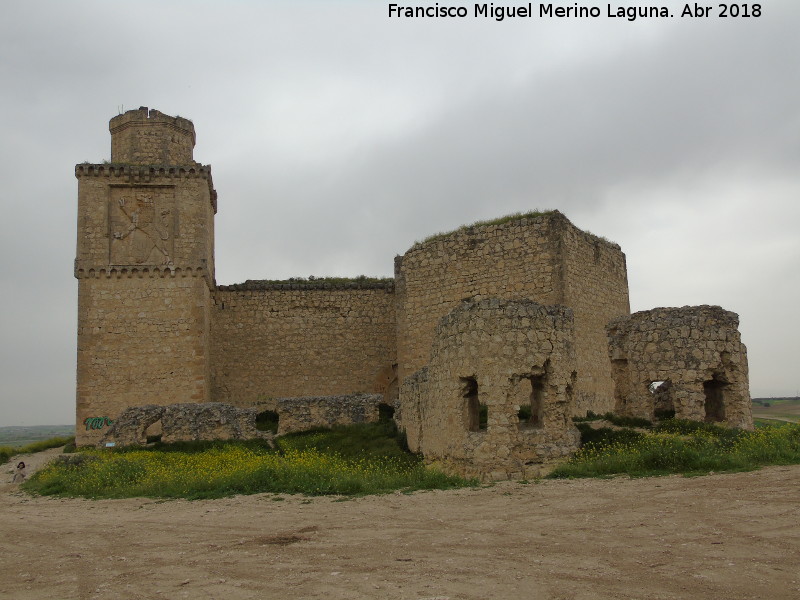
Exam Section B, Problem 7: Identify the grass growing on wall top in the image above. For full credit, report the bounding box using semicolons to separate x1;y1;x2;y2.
245;275;394;286
416;210;554;246
23;423;475;500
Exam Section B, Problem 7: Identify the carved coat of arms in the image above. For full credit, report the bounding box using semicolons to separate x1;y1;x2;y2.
110;189;175;265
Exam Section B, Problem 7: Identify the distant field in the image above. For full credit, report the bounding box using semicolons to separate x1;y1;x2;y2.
752;398;800;424
0;425;74;448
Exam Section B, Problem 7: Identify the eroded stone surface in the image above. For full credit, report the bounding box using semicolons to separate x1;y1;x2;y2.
399;298;581;480
100;403;273;447
74;110;755;479
607;306;752;429
274;394;386;435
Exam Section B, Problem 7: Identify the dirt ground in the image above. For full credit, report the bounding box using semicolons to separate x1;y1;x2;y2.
1;449;798;600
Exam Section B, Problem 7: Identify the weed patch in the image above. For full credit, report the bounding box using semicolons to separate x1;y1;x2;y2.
0;436;75;464
23;423;475;500
551;421;800;479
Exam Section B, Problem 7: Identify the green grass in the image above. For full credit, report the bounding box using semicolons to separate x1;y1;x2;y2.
0;425;74;447
572;411;652;428
417;210;554;246
240;275;393;286
0;436;75;464
23;422;475;500
549;420;800;479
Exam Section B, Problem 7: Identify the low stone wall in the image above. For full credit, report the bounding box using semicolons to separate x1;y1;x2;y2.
275;394;386;435
100;402;273;447
400;298;580;481
607;305;752;429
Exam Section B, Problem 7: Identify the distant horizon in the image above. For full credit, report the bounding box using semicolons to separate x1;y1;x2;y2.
3;397;800;429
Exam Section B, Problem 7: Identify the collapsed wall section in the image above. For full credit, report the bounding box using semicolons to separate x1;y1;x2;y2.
274;394;386;435
399;298;580;481
395;211;629;414
99;402;271;447
607;305;752;429
210;281;397;406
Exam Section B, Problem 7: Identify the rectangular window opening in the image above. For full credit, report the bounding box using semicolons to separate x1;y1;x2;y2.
461;376;486;432
703;377;727;423
518;375;544;429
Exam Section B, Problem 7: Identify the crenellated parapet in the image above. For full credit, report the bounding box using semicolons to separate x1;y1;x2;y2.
74;263;213;286
75;163;217;212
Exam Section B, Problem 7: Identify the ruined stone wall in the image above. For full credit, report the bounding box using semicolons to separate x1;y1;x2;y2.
395;214;563;381
607;306;752;429
210;282;396;406
274;394;385;435
100;403;271;447
400;298;580;481
561;222;630;414
395;211;629;415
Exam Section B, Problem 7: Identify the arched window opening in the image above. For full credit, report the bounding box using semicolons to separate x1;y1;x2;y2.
256;410;280;434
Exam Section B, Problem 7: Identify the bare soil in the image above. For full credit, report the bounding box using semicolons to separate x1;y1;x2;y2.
1;449;798;600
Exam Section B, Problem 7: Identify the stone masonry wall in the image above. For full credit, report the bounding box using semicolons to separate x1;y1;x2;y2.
607;306;752;429
75;108;217;446
400;298;580;481
100;403;272;447
76;274;212;445
210;282;396;406
109;107;197;165
561;221;630;414
274;394;385;435
395;211;629;416
74;166;217;279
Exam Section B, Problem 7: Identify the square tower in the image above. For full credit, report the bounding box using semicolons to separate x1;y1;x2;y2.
74;108;217;445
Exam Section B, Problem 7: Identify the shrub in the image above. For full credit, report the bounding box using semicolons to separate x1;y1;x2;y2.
572;411;604;422
575;423;646;447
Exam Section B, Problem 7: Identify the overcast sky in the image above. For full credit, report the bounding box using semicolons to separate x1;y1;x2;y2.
1;1;797;426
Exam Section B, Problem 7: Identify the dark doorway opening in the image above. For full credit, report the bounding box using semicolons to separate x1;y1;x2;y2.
704;377;728;423
462;376;486;431
518;375;544;429
256;410;280;434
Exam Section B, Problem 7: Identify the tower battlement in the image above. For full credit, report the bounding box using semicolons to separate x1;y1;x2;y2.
110;107;196;165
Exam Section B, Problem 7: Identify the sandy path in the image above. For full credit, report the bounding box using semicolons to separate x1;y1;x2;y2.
0;460;798;600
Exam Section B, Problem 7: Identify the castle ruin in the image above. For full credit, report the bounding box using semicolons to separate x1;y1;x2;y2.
74;108;752;478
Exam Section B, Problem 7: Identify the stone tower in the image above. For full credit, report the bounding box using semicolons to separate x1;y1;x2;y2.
75;107;217;445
